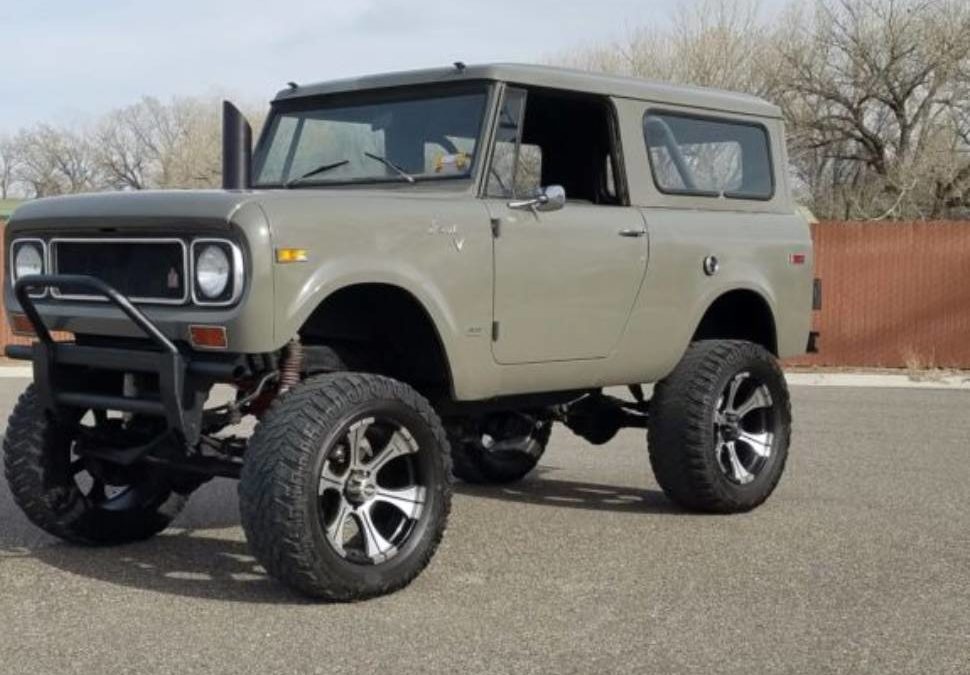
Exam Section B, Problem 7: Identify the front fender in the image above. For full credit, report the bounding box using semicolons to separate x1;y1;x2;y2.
258;190;496;399
277;258;461;360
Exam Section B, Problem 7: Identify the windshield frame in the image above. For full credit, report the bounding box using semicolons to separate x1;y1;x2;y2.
252;81;495;189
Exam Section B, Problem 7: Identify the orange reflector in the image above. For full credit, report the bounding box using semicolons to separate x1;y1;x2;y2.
276;248;308;263
10;313;36;337
189;325;228;349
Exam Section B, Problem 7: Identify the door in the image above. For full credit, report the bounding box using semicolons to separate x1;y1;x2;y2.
485;87;648;364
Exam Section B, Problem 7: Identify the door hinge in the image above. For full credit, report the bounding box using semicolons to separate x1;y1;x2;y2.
490;217;501;238
491;321;500;341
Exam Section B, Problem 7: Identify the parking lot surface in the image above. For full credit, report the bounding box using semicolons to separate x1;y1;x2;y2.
0;379;967;674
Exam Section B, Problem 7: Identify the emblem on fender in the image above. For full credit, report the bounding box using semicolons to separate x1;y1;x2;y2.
427;222;465;252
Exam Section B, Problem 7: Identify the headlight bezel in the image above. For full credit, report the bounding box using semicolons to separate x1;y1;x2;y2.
9;238;48;298
190;238;244;307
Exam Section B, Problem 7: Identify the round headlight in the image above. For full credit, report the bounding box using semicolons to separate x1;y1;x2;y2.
196;245;230;298
14;243;44;279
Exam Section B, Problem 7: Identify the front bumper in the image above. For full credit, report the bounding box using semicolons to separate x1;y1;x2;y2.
8;274;245;445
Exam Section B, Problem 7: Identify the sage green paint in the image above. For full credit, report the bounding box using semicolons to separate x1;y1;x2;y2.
3;64;812;402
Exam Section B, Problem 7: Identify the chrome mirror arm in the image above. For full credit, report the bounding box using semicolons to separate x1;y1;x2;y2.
507;185;566;213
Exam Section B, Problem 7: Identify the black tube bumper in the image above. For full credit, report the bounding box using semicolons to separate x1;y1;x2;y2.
9;274;243;444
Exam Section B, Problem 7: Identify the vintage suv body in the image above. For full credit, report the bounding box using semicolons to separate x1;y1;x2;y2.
3;64;813;600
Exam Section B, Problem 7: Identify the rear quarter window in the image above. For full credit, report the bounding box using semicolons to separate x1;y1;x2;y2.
643;112;774;200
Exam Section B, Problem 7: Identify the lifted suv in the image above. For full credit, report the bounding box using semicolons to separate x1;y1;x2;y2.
3;64;813;600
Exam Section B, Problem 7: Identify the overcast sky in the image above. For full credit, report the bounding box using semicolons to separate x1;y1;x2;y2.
1;0;785;135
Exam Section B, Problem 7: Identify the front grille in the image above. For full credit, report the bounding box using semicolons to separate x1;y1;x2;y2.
51;239;188;304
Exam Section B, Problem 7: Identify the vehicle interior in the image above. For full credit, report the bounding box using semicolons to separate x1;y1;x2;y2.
496;87;625;205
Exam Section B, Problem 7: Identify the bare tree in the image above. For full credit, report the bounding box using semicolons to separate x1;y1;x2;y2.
0;134;20;199
93;95;264;191
773;0;970;218
96;105;152;190
13;124;101;198
556;0;774;96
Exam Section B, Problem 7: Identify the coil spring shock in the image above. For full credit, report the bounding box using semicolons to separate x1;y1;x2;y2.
278;337;304;394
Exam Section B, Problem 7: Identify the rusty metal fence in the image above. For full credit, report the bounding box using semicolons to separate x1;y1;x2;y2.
2;220;970;369
787;220;970;369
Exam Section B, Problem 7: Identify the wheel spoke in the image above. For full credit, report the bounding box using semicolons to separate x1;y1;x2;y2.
367;428;418;473
739;431;772;458
354;506;397;563
725;373;747;412
373;485;425;520
734;385;772;419
346;418;374;469
724;442;754;484
318;463;345;495
325;499;352;554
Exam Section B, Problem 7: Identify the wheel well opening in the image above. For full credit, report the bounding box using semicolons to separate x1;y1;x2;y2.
298;284;453;399
692;290;777;355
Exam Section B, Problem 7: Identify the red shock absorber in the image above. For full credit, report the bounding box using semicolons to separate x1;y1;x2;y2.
278;337;304;394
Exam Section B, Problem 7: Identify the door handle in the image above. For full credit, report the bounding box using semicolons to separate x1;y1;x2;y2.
618;228;646;238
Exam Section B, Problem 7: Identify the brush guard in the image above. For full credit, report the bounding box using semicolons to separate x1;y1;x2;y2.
8;275;243;455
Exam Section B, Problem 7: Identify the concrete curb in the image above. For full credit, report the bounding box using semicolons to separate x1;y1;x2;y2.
0;366;968;390
785;372;970;390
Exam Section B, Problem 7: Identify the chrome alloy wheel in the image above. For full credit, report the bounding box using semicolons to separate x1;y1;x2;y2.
318;417;427;564
714;372;775;485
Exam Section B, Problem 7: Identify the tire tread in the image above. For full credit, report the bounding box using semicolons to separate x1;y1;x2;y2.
647;340;791;513
238;372;452;601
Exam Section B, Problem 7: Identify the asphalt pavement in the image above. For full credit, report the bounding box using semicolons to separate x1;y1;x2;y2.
0;379;967;675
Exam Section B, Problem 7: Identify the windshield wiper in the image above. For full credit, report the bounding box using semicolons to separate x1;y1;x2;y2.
284;159;350;187
363;152;415;183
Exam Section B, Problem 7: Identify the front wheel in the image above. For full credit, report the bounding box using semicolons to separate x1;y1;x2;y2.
238;373;452;601
648;340;791;513
3;385;187;544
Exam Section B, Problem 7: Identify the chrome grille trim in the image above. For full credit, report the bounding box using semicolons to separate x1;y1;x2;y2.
49;237;190;305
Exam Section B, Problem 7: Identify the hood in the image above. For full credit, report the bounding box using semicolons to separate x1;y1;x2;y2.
10;185;472;230
9;190;261;227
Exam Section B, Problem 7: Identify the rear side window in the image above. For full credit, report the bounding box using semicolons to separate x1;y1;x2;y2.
643;112;773;200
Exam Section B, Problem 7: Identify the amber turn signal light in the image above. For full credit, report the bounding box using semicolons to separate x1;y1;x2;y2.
9;313;36;337
189;325;228;349
276;248;308;263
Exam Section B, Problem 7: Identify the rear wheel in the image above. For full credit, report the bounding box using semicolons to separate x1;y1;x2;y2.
3;385;187;544
648;340;791;513
238;372;452;600
449;413;551;484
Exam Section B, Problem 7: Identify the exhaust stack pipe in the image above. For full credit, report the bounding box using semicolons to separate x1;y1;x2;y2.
222;101;252;190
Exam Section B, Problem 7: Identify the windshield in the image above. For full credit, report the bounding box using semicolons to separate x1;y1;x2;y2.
253;85;489;187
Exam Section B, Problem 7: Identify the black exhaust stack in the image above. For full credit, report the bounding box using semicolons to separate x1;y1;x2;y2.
222;101;252;190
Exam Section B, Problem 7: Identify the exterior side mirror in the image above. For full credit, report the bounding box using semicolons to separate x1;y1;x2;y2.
508;185;566;213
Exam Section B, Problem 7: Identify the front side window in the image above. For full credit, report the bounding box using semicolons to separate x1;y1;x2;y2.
254;86;488;187
644;112;773;200
486;88;542;198
486;86;625;205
